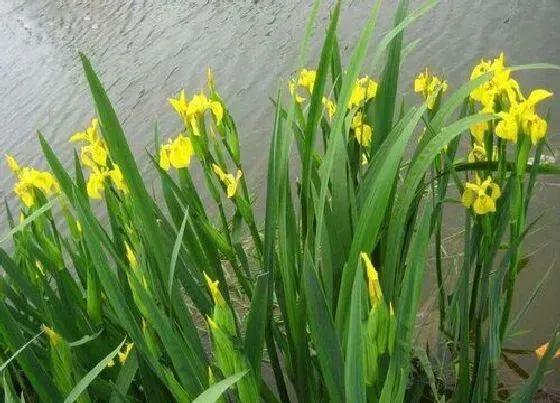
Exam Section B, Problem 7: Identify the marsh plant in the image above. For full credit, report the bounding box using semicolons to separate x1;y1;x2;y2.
1;0;559;402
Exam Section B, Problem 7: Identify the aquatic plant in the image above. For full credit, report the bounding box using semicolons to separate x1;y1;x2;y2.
1;0;559;402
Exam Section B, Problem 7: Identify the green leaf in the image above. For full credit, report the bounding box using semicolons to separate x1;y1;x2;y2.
344;266;366;403
109;351;138;403
383;113;497;299
380;201;432;402
0;329;45;374
314;0;382;266
168;208;189;297
64;339;125;403
68;330;104;348
0;302;62;402
509;333;560;403
3;373;20;403
336;105;426;332
301;0;341;234
244;273;269;380
373;0;410;146
302;252;345;403
0;196;60;244
79;52;171;292
192;371;248;403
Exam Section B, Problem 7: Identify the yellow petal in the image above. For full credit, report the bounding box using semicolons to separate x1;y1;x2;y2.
530;117;547;145
203;272;224;305
91;143;108;167
109;165;127;193
473;194;495;215
495;112;518;143
535;342;560;361
159;147;170;171
87;172;105;200
43;326;62;345
470;121;488;145
169;135;194;168
360;252;382;308
366;79;378;99
5;154;20;174
526;89;553;106
212;164;226;181
190;117;201;137
168;90;188;116
69;131;88;143
461;188;474;208
414;72;426;93
21;190;35;207
349;83;365;109
210;101;223;125
356;124;373;147
125;242;137;270
489;182;501;201
118;343;134;365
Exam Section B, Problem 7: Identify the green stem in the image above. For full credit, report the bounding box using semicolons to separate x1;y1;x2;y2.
434;221;446;329
500;174;524;340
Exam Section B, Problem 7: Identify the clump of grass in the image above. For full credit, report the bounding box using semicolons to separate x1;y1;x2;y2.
1;1;559;402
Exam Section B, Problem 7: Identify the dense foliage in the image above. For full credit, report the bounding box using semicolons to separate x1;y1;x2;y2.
1;1;559;402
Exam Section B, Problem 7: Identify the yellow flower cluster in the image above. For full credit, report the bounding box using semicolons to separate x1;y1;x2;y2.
212;164;242;198
289;69;378;147
470;52;521;112
414;68;448;110
461;174;501;215
159;134;194;171
168;89;223;137
70;118;127;199
5;155;59;207
469;53;553;145
496;90;552;144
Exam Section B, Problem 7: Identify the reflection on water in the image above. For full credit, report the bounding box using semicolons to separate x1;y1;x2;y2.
1;0;560;389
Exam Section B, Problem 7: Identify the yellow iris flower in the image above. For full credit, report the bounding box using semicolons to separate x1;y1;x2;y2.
414;69;448;110
495;89;553;144
212;164;242;198
348;76;378;109
118;343;134;365
461;174;501;215
86;164;127;200
70;118;109;168
467;144;498;163
159;134;194;171
535;341;560;361
203;272;225;305
125;242;138;270
288;69;316;103
168;90;223;136
351;111;373;147
469;52;522;111
322;97;336;120
5;155;59;207
43;325;62;345
360;252;382;308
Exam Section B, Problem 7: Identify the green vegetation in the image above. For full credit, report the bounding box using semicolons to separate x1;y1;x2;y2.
1;0;559;401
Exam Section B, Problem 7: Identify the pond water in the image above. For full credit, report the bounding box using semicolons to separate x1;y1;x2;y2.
1;0;559;393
